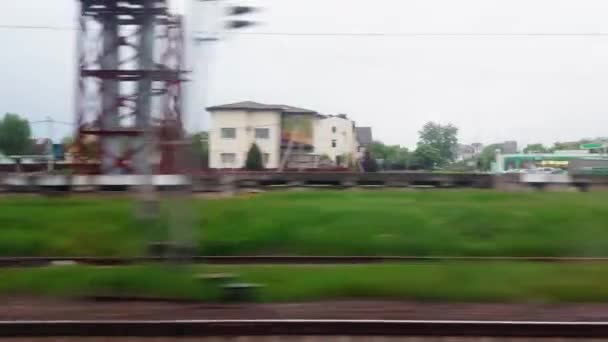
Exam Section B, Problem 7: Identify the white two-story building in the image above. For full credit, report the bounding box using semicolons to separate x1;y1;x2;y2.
207;101;369;169
313;114;358;166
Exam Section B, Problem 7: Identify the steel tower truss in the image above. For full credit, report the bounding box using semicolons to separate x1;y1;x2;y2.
75;0;185;174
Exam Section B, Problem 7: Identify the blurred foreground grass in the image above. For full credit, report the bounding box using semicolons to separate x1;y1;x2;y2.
2;190;608;256
3;262;608;303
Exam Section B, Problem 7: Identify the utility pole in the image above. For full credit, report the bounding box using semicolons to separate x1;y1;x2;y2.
46;116;54;171
30;117;59;171
162;0;261;258
134;0;158;226
75;0;186;258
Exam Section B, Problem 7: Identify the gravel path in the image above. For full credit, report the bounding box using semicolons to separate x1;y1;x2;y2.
4;298;608;322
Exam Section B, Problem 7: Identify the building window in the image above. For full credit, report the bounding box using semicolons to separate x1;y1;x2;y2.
263;153;270;165
332;140;337;148
220;153;236;165
221;128;236;139
255;128;269;139
332;126;337;133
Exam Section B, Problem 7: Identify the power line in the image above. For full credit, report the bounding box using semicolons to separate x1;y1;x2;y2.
31;119;75;126
26;119;279;133
4;24;608;38
0;25;74;31
199;31;608;38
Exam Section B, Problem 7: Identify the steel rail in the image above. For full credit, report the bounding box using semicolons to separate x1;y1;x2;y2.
3;255;608;267
2;319;608;337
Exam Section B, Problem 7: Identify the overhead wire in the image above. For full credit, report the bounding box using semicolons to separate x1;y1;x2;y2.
4;24;608;37
196;31;608;38
0;24;74;31
31;119;75;126
27;119;280;133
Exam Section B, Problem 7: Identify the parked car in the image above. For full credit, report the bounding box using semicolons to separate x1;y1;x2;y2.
504;169;523;174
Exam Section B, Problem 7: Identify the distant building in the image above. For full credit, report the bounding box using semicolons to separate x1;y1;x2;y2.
501;140;518;154
355;127;373;158
206;101;370;169
495;150;608;172
455;142;484;162
455;144;475;161
313;114;359;167
26;138;52;157
471;143;484;155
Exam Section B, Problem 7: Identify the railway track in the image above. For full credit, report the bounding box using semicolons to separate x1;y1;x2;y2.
1;319;608;338
2;255;608;267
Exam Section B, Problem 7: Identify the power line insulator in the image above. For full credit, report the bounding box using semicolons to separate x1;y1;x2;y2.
227;20;256;29
228;6;257;16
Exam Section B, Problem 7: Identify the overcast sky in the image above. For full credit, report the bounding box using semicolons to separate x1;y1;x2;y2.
2;0;608;148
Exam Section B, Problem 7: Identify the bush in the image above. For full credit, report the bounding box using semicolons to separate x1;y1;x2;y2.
190;132;209;169
361;151;378;172
245;143;264;170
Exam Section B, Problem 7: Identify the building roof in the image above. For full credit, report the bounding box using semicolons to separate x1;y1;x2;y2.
29;138;52;155
456;144;476;154
501;152;606;161
206;101;318;115
277;104;317;114
356;127;373;146
206;101;277;111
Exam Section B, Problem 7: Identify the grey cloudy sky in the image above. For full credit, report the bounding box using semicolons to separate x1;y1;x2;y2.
2;0;608;148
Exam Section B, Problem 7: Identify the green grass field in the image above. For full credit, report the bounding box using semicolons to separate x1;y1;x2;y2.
2;190;608;257
3;262;608;303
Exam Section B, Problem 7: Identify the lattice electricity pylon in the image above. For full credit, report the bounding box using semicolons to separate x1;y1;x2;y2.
74;0;186;174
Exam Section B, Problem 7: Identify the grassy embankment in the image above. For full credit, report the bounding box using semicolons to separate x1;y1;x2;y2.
3;262;608;303
2;190;608;257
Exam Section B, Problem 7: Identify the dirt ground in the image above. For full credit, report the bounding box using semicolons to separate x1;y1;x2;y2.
3;298;608;321
0;338;599;342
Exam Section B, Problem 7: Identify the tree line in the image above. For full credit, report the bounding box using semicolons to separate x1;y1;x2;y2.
0;113;32;156
0;112;211;161
367;122;605;172
367;121;459;171
2;112;602;172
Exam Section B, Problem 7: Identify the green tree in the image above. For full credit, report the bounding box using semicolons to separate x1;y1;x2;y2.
414;144;441;169
550;139;601;152
190;131;209;169
245;143;264;170
417;121;458;165
0;113;31;156
369;141;387;159
361;150;379;172
61;136;74;147
443;159;477;172
478;143;502;171
523;143;548;154
369;141;411;170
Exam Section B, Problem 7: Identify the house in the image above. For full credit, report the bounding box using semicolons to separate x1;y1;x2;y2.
355;127;373;157
313;114;358;167
455;144;476;162
29;138;53;156
454;142;484;162
206;101;366;169
471;142;484;155
501;140;518;154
